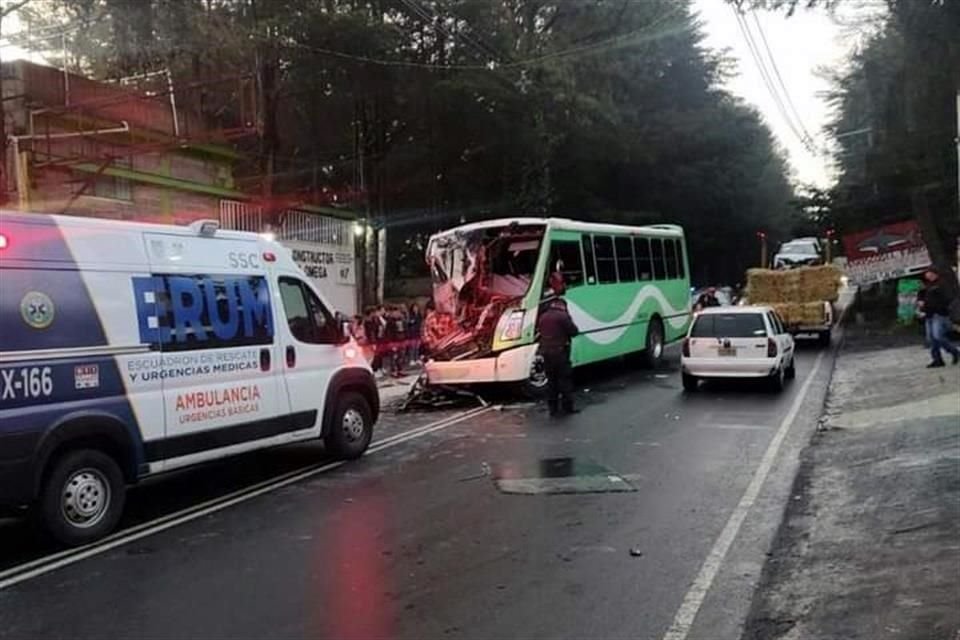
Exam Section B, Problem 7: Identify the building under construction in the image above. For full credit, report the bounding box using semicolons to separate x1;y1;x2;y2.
0;60;365;314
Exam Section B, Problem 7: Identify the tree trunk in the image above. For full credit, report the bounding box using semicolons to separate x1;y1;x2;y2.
913;187;959;303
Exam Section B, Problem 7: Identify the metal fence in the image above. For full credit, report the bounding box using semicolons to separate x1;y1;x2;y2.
219;200;351;248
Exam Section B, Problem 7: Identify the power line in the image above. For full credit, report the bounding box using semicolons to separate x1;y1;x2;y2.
280;6;688;72
733;9;804;147
731;6;816;155
395;0;493;64
749;12;817;148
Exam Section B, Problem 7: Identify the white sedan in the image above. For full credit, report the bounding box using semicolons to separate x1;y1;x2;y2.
680;306;796;392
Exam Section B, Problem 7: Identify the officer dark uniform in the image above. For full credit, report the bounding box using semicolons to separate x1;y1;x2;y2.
537;298;580;416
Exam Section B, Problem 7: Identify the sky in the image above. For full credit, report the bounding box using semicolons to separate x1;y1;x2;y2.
693;0;860;188
2;3;871;189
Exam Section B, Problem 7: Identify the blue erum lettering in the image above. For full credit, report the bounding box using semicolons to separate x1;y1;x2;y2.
132;276;170;345
168;276;208;343
204;277;239;340
132;274;273;346
237;277;274;338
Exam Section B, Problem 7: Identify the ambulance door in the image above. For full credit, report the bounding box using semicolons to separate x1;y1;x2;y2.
141;232;288;470
274;272;346;436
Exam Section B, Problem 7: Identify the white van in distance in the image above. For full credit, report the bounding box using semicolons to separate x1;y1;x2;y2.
0;212;378;545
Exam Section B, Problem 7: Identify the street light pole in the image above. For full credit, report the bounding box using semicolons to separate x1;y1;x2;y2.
757;231;768;268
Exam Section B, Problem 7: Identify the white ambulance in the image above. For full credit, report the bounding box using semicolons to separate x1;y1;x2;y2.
0;212;378;545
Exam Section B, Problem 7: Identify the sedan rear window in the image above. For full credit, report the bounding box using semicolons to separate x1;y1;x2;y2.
691;313;767;338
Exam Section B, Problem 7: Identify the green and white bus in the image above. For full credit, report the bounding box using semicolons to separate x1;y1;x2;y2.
423;217;691;391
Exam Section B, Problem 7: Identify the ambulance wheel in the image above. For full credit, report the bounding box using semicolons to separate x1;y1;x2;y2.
641;318;665;368
39;449;126;547
325;392;373;460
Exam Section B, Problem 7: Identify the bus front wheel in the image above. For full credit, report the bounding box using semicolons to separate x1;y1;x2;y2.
522;348;550;398
642;318;665;368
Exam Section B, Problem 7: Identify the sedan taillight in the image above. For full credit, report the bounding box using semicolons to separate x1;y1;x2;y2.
767;337;778;358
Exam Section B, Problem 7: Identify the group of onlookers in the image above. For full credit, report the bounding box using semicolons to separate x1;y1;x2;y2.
349;302;426;378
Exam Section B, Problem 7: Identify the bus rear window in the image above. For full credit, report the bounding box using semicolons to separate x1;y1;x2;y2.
691;313;767;338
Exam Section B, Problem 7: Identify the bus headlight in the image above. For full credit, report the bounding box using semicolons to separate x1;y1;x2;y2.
500;311;525;341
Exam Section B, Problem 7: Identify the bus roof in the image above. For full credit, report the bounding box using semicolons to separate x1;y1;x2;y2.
429;217;684;240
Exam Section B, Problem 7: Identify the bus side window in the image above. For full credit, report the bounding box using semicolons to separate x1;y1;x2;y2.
614;236;636;282
581;235;597;285
664;239;678;279
593;235;617;284
675;239;686;279
650;238;666;280
550;240;585;288
634;237;652;281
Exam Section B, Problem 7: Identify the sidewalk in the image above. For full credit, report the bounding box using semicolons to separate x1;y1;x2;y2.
744;329;960;640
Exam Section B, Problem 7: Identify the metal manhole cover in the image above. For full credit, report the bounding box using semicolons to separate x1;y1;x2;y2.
490;457;636;495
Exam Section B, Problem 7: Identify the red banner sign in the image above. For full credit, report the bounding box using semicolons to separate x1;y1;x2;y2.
843;220;931;286
842;220;925;261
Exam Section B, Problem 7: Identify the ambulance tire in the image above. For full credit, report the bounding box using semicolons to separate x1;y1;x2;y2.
325;392;374;460
39;448;126;547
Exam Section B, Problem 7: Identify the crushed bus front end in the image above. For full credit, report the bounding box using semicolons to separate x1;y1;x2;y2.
422;220;548;386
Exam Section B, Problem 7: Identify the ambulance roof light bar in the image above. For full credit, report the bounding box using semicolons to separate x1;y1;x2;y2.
189;219;220;237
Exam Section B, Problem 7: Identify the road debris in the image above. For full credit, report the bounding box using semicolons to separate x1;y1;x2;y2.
457;462;492;482
400;372;490;412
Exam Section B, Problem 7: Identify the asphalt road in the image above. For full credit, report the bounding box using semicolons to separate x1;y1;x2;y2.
0;342;836;640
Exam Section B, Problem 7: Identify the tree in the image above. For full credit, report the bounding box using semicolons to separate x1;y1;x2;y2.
18;0;798;290
741;0;960;298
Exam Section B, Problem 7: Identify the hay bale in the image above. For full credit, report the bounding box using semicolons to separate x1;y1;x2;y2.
746;268;794;303
747;265;841;303
770;302;827;327
797;265;842;302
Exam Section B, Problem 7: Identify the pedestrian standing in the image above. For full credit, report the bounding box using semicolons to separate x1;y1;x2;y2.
383;306;405;377
363;307;384;375
696;287;722;309
536;297;580;417
407;302;423;366
918;269;959;368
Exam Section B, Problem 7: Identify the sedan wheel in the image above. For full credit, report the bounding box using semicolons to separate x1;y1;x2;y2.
769;365;786;392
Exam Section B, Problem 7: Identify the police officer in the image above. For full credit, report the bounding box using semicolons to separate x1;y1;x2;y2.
537;297;580;416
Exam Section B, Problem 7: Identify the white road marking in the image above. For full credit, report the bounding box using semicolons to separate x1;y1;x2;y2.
661;351;827;640
0;406;493;591
699;423;774;431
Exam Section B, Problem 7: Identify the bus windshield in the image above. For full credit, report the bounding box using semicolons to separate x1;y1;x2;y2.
425;222;546;358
